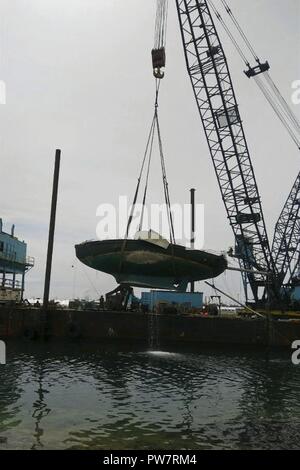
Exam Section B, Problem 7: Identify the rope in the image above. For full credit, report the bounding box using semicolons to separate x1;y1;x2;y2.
155;107;176;244
208;0;249;66
139;117;157;232
209;0;300;150
219;0;258;61
120;89;175;280
119;0;174;281
254;76;300;149
118;112;157;276
265;72;300;134
124;113;157;240
124;72;175;243
154;0;168;49
81;265;101;298
218;0;300;142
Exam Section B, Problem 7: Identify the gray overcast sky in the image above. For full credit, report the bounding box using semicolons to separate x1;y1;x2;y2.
0;0;299;301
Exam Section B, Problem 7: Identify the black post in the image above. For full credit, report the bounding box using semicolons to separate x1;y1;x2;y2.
190;188;196;293
43;149;61;310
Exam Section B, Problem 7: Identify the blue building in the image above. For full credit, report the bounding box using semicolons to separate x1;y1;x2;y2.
290;267;300;302
141;290;203;312
0;219;34;302
292;286;300;302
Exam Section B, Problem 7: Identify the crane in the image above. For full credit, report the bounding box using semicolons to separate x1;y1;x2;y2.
174;0;279;303
174;0;300;306
272;171;300;295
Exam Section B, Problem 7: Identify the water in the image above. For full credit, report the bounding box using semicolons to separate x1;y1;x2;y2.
0;341;300;450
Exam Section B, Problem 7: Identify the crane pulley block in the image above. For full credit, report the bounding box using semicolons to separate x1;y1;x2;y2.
244;196;260;205
152;47;166;79
236;212;261;224
207;45;221;58
244;61;270;78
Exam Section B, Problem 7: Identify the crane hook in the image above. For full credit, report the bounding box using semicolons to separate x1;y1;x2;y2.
152;48;166;80
153;68;165;79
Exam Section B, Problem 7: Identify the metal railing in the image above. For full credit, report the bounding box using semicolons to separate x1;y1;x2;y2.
0;250;21;263
26;256;35;267
0;251;35;267
0;279;21;289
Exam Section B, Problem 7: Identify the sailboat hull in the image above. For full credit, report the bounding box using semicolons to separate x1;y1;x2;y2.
75;239;227;291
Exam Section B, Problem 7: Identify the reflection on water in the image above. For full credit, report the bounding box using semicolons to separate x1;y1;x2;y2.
0;341;300;450
145;351;181;358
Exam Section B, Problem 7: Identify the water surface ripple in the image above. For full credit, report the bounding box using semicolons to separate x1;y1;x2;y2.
0;342;299;450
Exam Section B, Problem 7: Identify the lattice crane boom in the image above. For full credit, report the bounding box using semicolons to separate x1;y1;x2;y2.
272;171;300;289
175;0;276;302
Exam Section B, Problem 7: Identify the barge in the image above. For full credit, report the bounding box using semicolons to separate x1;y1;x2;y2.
0;306;299;348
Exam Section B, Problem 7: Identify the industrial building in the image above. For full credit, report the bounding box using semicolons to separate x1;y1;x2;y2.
0;219;34;303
